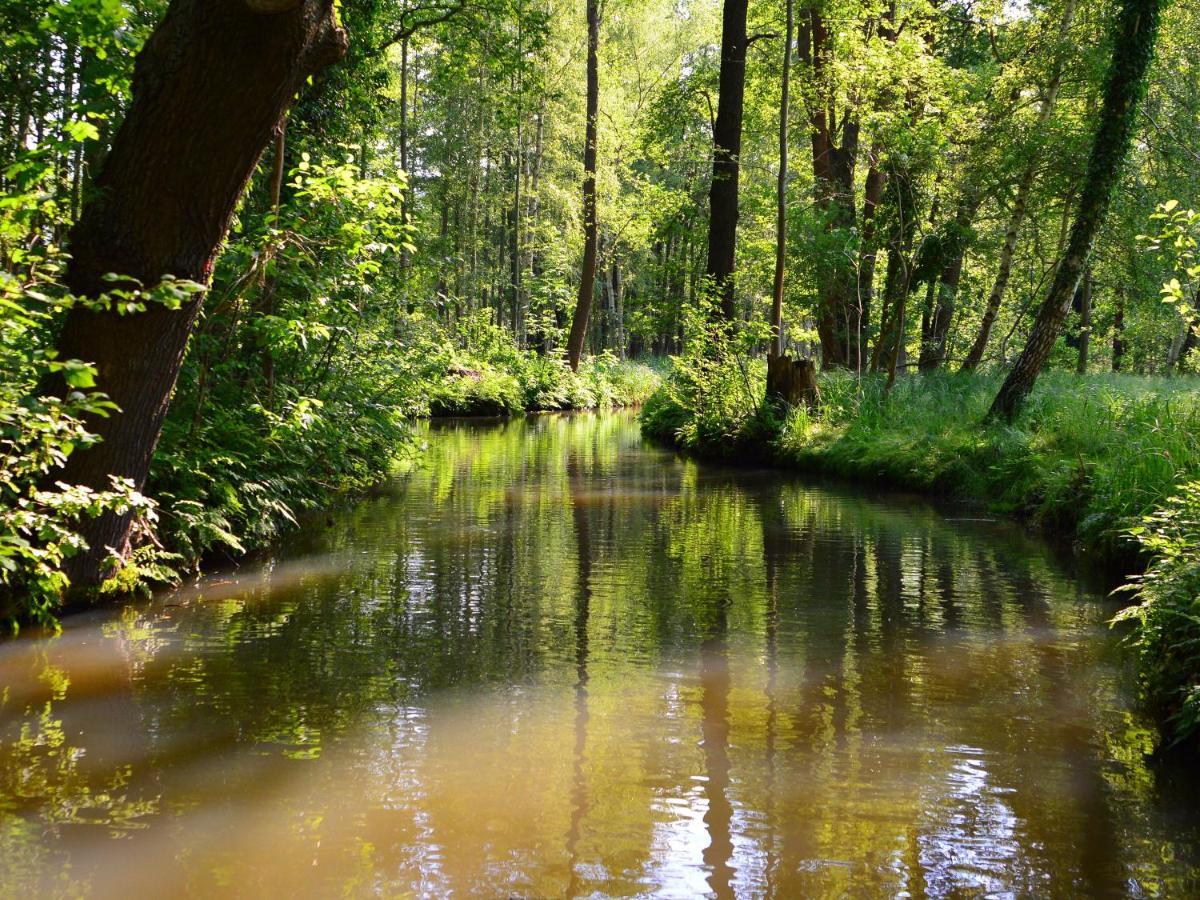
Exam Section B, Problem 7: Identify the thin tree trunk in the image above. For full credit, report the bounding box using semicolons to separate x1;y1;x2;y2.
770;0;793;360
261;119;287;409
856;158;885;372
918;191;981;371
566;0;599;370
1076;268;1092;374
1112;289;1125;371
989;0;1161;420
705;0;749;321
52;0;347;590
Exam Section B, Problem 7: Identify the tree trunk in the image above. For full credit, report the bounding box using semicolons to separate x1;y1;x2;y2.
988;0;1161;421
1176;324;1197;374
918;193;980;372
705;0;749;321
855;158;885;372
961;0;1078;373
261;119;288;409
566;0;600;370
52;0;347;590
766;356;819;412
1075;268;1092;374
769;0;793;360
800;7;866;369
1165;319;1193;375
1112;291;1126;371
871;163;917;385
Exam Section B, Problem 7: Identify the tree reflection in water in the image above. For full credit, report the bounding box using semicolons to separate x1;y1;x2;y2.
0;412;1197;896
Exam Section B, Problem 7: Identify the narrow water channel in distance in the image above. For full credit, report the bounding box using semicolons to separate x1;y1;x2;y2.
1;411;1197;896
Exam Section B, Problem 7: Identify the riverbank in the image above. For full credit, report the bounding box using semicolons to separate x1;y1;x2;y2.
2;344;659;629
641;365;1200;747
145;356;661;587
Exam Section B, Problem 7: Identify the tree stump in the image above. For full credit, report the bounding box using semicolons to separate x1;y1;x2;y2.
766;356;820;412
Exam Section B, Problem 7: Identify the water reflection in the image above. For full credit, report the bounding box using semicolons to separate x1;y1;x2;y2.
0;411;1198;896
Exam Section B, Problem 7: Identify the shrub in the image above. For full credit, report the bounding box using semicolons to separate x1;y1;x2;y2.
1115;481;1200;744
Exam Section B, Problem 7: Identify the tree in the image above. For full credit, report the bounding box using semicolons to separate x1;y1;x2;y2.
769;0;793;361
988;0;1162;421
960;0;1078;373
51;0;348;588
566;0;600;371
704;0;749;321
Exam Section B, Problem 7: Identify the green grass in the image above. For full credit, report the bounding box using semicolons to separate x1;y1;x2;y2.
642;365;1200;746
429;355;662;417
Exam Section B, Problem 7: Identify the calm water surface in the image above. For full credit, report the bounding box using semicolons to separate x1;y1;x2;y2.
2;412;1199;897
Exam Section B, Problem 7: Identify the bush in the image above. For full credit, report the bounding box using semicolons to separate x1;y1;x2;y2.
1115;482;1200;745
428;310;660;417
0;265;169;626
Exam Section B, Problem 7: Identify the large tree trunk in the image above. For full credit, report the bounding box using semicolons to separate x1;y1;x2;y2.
989;0;1161;421
52;0;347;590
566;0;600;370
960;0;1078;373
705;0;749;321
769;0;793;360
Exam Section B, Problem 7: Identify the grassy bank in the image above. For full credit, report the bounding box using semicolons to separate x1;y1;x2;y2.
642;362;1200;746
429;354;661;417
3;289;658;627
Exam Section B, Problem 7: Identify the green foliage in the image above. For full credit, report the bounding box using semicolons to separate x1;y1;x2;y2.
1115;481;1200;744
0;187;167;627
428;310;660;416
152;151;421;562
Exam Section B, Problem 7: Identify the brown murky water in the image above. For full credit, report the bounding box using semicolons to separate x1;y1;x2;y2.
2;411;1198;897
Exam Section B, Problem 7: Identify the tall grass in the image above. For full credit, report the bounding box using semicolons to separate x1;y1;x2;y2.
781;371;1200;554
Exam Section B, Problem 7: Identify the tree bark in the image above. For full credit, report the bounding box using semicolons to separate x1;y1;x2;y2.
871;162;917;385
855;158;885;372
918;192;980;372
988;0;1161;421
566;0;600;370
52;0;347;589
1112;290;1126;371
769;0;793;360
705;0;749;321
766;356;820;412
1075;268;1092;374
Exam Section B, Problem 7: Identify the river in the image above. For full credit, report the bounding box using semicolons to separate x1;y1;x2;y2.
1;411;1197;896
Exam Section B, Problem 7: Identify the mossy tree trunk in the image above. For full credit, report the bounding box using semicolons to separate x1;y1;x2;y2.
988;0;1161;421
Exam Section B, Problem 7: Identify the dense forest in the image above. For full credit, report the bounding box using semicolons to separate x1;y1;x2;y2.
2;0;1200;750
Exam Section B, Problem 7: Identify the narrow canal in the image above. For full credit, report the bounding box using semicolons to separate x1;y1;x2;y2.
1;411;1197;896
